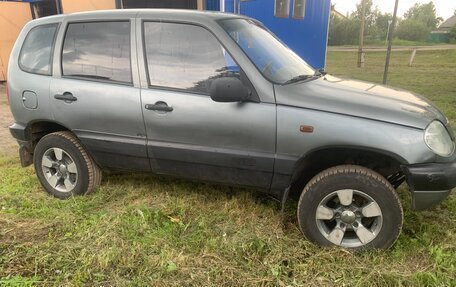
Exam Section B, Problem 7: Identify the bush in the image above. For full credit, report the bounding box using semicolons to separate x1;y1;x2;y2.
328;16;359;46
395;19;431;41
449;26;456;41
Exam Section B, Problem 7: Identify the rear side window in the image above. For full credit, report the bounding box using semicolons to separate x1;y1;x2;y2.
19;24;58;75
143;22;240;94
62;21;131;84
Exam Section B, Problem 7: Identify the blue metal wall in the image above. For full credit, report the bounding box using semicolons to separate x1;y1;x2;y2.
205;0;220;11
225;0;235;13
223;0;330;69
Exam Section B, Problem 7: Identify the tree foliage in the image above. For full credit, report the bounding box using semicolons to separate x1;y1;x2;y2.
328;14;360;45
395;20;430;41
329;1;445;45
403;1;442;29
394;1;443;42
329;1;391;45
449;26;456;41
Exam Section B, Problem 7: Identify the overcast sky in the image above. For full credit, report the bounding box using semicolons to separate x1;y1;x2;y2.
331;0;456;20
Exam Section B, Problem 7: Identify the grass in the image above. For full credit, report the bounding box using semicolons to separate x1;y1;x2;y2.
363;38;451;47
331;38;453;47
1;50;456;286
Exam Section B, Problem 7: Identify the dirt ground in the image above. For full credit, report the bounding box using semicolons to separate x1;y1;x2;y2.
0;84;18;155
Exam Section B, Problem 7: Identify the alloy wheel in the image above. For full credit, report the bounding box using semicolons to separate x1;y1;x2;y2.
41;147;78;193
315;189;383;248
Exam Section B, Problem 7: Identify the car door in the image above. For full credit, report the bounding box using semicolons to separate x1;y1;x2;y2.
49;18;149;170
137;20;276;189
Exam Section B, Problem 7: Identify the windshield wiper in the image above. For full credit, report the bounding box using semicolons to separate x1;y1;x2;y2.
283;74;315;85
314;68;327;77
283;69;327;85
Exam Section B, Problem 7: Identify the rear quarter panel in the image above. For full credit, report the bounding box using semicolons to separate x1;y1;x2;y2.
8;17;63;127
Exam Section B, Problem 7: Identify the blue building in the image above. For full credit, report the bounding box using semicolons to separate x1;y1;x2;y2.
207;0;331;69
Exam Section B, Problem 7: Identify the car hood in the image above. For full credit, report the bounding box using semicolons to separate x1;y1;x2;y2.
274;75;448;129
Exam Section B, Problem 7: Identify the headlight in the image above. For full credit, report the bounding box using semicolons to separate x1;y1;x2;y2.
424;121;455;157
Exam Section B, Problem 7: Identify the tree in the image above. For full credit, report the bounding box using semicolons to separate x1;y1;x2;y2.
352;0;393;42
328;0;393;45
328;14;359;45
353;0;376;25
396;19;430;41
374;12;393;40
449;26;456;41
403;1;442;29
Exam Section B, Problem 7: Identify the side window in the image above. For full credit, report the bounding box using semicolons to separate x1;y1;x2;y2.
19;24;58;75
62;21;131;84
274;0;290;18
143;22;240;94
293;0;306;19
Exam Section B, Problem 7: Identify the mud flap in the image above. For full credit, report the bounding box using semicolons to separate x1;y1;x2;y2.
281;186;291;213
19;146;33;167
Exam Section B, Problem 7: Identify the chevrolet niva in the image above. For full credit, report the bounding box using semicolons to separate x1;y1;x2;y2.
8;10;456;249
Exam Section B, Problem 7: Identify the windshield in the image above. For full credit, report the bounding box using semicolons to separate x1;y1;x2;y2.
219;19;315;84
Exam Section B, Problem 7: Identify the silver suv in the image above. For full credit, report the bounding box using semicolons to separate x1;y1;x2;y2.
8;10;456;249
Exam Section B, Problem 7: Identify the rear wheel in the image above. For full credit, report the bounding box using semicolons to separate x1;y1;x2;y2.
297;165;403;249
33;131;102;199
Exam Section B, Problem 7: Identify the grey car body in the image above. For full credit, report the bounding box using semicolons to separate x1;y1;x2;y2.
7;10;456;248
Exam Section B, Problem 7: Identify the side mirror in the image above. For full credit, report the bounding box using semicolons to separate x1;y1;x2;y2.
210;77;250;103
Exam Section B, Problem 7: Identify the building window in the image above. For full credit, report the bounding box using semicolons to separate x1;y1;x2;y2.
62;21;132;84
143;22;240;94
19;24;58;76
274;0;290;18
30;0;58;19
293;0;306;19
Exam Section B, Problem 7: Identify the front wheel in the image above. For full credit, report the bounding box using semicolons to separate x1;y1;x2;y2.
297;165;403;249
33;131;102;199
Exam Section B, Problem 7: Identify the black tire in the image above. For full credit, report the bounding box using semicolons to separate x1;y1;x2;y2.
297;165;403;250
33;131;102;199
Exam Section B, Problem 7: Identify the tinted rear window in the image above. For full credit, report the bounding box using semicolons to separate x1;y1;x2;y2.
62;21;131;84
19;24;58;75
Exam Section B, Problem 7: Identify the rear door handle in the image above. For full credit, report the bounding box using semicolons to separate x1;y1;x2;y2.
145;101;173;112
54;92;77;102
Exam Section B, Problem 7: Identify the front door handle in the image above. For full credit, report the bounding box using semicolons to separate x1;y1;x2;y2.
145;101;173;112
54;92;77;102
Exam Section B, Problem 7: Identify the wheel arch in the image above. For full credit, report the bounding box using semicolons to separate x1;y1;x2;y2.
288;146;408;199
18;120;72;166
28;119;71;146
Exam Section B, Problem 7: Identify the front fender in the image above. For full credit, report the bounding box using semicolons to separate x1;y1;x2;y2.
276;105;434;165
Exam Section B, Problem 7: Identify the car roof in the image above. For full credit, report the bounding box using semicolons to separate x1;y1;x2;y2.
28;9;247;26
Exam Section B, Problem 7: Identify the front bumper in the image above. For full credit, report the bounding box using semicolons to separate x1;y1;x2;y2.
402;161;456;210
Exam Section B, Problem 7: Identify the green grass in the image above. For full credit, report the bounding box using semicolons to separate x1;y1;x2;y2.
362;38;451;47
1;50;456;286
331;38;453;47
